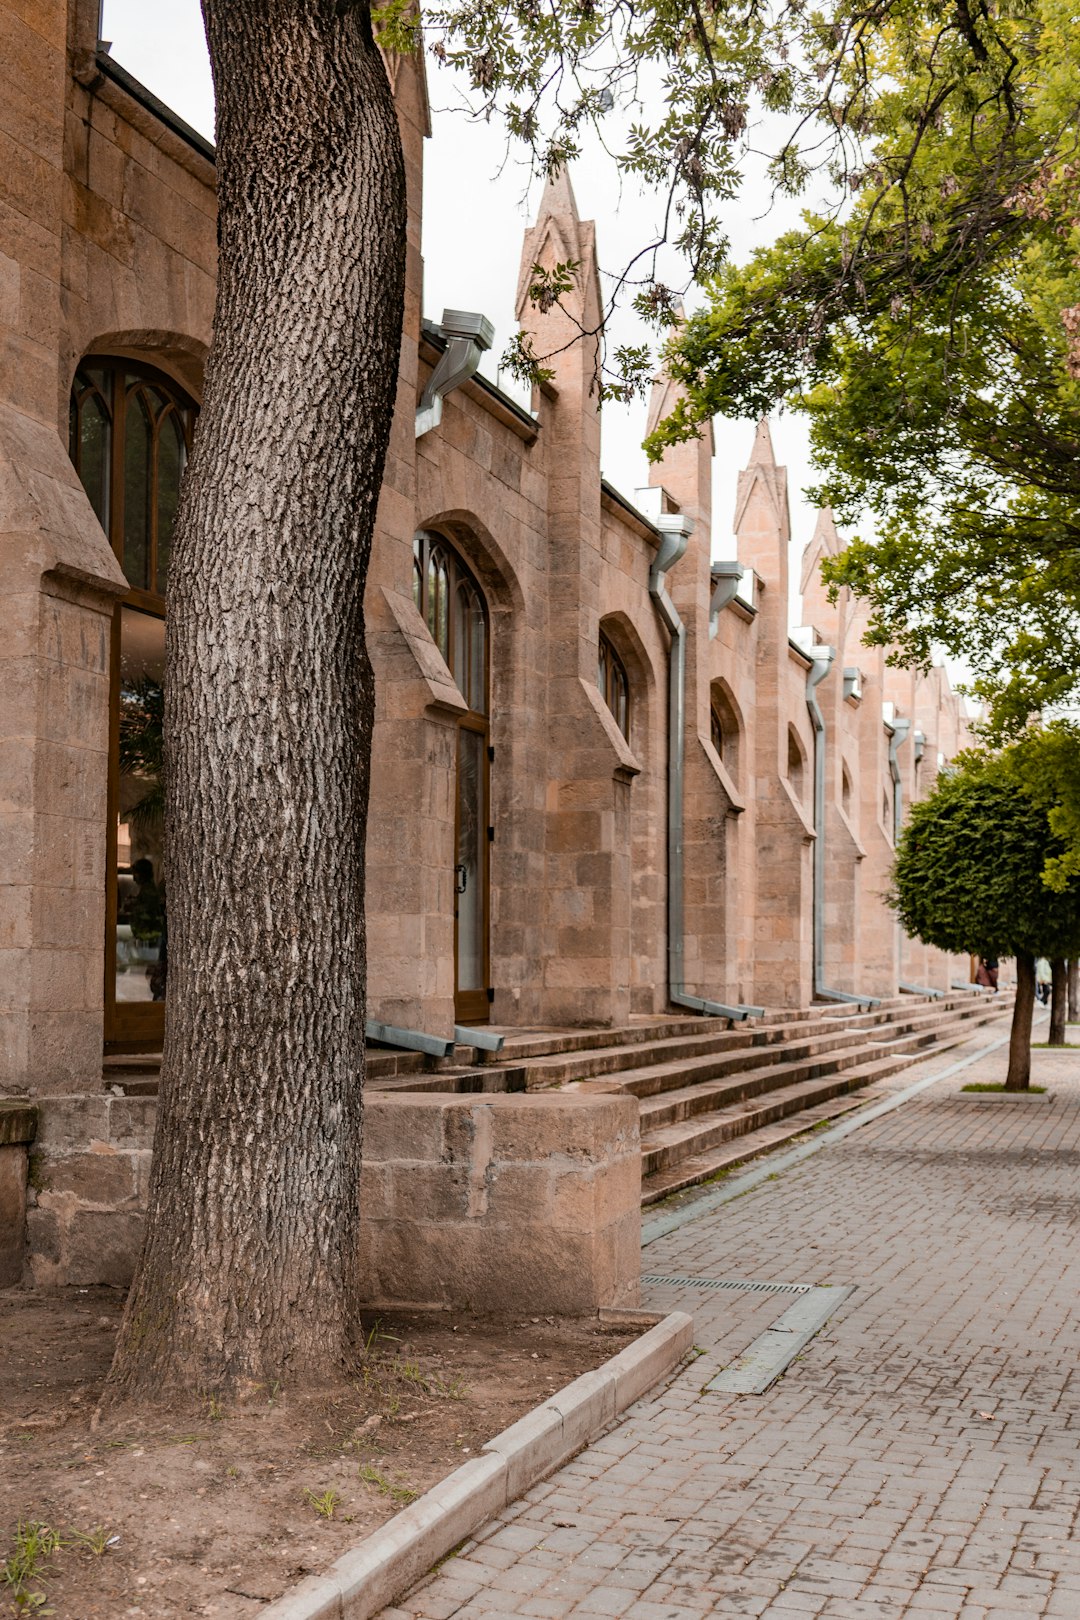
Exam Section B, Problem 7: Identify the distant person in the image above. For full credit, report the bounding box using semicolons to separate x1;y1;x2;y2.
975;956;997;990
1035;956;1052;1005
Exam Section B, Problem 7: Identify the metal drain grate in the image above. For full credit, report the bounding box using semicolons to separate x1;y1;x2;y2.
642;1274;812;1296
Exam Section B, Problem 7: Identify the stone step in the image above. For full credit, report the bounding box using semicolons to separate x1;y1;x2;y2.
535;995;989;1094
639;1001;1011;1203
634;1028;938;1132
483;991;955;1066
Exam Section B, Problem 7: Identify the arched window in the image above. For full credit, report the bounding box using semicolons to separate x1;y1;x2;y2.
787;727;806;802
413;530;488;715
69;360;197;600
598;631;630;741
841;763;853;816
69;358;198;1049
709;682;741;783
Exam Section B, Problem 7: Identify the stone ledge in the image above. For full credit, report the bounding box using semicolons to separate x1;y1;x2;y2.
0;1102;37;1146
259;1309;694;1620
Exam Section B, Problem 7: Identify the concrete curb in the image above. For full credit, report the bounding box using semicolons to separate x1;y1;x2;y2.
259;1309;695;1619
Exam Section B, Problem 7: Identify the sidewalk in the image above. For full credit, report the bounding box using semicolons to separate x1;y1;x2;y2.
381;1018;1080;1620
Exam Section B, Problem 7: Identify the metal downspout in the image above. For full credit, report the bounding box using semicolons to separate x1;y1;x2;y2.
649;516;764;1022
897;729;944;995
806;649;881;1009
887;719;913;996
416;309;496;439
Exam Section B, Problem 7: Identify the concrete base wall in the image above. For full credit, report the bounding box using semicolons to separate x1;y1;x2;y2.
360;1092;641;1316
18;1090;642;1317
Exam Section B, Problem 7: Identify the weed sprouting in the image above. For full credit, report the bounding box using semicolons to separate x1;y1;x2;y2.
358;1463;419;1504
1;1520;62;1611
303;1488;343;1519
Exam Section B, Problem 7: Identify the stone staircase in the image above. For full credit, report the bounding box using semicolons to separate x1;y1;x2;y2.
368;989;1012;1206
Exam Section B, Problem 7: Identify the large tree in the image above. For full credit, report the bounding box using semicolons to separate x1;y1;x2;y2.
109;0;406;1398
890;762;1080;1088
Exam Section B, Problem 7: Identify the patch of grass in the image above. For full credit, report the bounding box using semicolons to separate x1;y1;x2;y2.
358;1463;419;1505
2;1520;62;1612
1031;1041;1080;1048
961;1082;1047;1093
207;1394;225;1422
64;1527;113;1558
303;1488;342;1520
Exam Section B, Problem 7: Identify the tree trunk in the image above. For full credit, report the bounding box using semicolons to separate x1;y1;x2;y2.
1049;958;1067;1046
1069;959;1079;1023
108;0;406;1399
1005;952;1036;1089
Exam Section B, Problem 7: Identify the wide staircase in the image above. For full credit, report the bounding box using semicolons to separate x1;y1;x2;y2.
368;989;1012;1206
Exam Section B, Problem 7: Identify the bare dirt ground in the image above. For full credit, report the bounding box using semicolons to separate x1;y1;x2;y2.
0;1286;637;1619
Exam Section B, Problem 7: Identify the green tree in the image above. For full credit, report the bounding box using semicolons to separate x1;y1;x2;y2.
649;0;1080;732
891;763;1080;1086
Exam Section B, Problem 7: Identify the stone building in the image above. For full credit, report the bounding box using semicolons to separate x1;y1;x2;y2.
0;0;972;1283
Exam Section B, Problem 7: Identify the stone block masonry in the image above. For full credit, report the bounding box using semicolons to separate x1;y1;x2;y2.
20;1088;642;1314
359;1092;642;1315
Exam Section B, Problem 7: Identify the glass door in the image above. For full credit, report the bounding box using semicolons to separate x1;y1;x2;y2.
455;723;490;1025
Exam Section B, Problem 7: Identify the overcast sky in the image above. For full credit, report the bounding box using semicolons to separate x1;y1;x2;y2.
100;0;833;623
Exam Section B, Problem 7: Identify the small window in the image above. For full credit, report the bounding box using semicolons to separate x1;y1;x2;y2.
841;763;853;816
787;727;806;802
598;631;630;741
709;682;741;783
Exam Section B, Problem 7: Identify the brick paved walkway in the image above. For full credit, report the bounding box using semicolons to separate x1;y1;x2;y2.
383;1021;1080;1619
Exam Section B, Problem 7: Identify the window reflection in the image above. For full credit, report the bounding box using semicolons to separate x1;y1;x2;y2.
115;608;166;1003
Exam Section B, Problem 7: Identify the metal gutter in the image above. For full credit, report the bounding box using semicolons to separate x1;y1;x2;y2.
649;515;764;1023
806;648;881;1009
95;50;217;164
416;310;496;439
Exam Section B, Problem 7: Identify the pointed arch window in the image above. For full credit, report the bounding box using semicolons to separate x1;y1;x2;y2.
69;360;197;603
598;631;630;741
413;531;488;715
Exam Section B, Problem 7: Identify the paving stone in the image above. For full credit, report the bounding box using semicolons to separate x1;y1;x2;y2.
377;1034;1080;1620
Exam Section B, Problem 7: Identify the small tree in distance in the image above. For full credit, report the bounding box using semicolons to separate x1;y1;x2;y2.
891;765;1080;1089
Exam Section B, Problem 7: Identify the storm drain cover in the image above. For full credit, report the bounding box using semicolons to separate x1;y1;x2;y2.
704;1283;855;1395
642;1274;812;1296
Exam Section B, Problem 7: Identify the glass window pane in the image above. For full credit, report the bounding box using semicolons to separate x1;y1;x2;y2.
456;728;485;993
78;394;111;531
155;411;185;595
469;595;486;715
123;392;152;590
115;607;166;1006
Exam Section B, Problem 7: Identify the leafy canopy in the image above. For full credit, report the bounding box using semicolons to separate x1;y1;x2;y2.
646;0;1080;730
891;756;1080;959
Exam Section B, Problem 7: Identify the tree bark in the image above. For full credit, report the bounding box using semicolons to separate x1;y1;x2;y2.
1068;959;1079;1023
1049;957;1067;1046
108;0;406;1399
1005;952;1035;1089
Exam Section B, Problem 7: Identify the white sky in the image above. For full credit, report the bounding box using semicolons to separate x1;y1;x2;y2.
100;1;836;622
